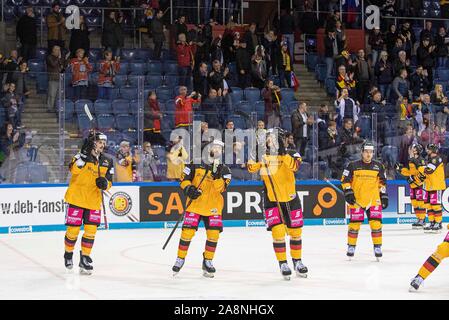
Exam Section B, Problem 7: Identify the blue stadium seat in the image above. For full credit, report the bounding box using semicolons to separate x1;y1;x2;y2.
280;88;296;103
105;131;122;148
75;99;93;114
165;99;176;112
85;16;100;27
269;75;281;87
437;69;449;81
78;114;93;132
144;87;155;100
244;87;261;104
315;63;327;83
296;161;312;180
230;87;243;105
136;49;152;62
94;99;112;114
163;61;178;75
116;114;136;131
156;86;172;102
112;99;130;114
29;163;49;183
234;101;253;115
114;74;128;88
35;48;47;61
254;101;265;114
120;87;138;100
358;115;372;139
146;74;163;87
161;113;175;131
129;100;138;114
306;53;318;72
97;114;116;130
164;74;179;86
28;59;45;77
89;72;99;86
227;115;247;129
282;114;292;132
381;145;398;167
148;61;163;74
130;62;148;75
116;62;128;75
121;49;137;61
325;77;337;96
287;101;298;113
88;48;103;62
36;73;48;93
61;99;75;121
121;130;138;145
128;74;145;87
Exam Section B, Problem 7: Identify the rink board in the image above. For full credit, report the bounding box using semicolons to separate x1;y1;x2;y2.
0;180;448;234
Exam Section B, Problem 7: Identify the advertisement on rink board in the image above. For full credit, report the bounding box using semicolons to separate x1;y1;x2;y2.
0;185;140;232
139;183;346;222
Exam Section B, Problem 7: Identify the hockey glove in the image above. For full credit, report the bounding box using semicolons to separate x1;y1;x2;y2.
80;138;95;159
183;185;202;199
344;189;356;205
95;177;109;190
74;153;86;168
381;193;389;209
211;160;223;180
407;176;416;185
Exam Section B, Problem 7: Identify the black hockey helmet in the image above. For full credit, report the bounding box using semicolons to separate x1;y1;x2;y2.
426;143;439;154
361;141;375;153
87;130;107;142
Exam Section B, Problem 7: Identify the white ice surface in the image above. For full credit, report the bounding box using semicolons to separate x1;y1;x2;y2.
0;224;448;300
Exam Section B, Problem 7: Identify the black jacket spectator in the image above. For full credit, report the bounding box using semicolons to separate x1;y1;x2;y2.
244;25;259;55
375;58;394;85
69;18;90;58
324;33;342;58
410;69;430;98
16;10;37;61
193;67;209;98
368;30;385;51
236;44;251;74
417;40;436;70
279;11;295;34
101;14;125;52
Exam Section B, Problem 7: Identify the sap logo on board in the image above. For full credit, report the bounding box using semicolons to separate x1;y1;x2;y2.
9;226;32;234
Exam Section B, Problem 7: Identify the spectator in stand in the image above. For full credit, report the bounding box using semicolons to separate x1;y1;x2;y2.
166;135;188;181
435;27;449;68
419;117;432;148
335;88;359;127
354;49;373;104
193;62;209;98
285;132;296;152
421;94;434;115
420;21;435;44
210;35;224;65
144;91;165;146
317;104;330;151
208;60;230;94
417;37;436;90
291;102;310;156
337;118;364;167
391;38;406;63
47;2;66;52
263;30;281;77
398;124;416;165
335;20;346;50
367;90;387;146
229;141;251;180
278;41;293;88
410;66;430;100
244;23;260;57
46;45;67;113
335;65;356;98
391;68;411;102
142;141;160;182
176;33;194;87
235;39;251;89
4;50;22;85
174;86;201;129
151;10;165;60
16;6;37;61
324;29;342;78
101;11;125;58
251;46;267;89
335;50;355;73
69;49;93;101
398;21;415;58
262;80;282;128
174;15;188;39
375;51;394;101
431;84;449;129
324;11;340;33
0;122;24;180
115;140;138;182
385;24;398;60
393;50;411;76
279;9;295;58
69;15;90;58
98;51;120;100
201;88;222;129
368;26;384;65
221;27;237;65
2;83;23;129
12;62;30;100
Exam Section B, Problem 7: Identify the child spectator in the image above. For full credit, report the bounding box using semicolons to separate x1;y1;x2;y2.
70;48;93;101
98;51;120;100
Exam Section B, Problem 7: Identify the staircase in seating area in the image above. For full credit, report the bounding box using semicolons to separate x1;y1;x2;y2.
293;63;335;113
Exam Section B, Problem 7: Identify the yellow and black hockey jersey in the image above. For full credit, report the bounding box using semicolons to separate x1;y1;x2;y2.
400;157;426;188
424;155;446;191
65;154;114;210
247;151;301;203
341;159;387;208
180;163;232;216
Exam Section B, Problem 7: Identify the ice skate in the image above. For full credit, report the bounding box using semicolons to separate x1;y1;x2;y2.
347;245;356;260
431;222;442;233
409;275;424;292
202;258;216;278
293;259;308;278
79;251;93;275
279;262;292;280
172;257;185;276
424;222;435;233
64;251;73;270
374;245;382;261
412;219;425;229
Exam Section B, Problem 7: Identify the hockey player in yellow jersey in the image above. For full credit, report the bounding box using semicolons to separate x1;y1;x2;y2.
410;229;449;291
172;140;232;278
422;144;446;232
395;143;426;229
64;131;114;274
341;142;388;260
247;128;307;280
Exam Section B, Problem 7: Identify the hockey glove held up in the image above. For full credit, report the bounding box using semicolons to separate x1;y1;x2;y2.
184;185;202;199
95;177;109;190
344;189;356;205
381;192;389;209
81;138;95;159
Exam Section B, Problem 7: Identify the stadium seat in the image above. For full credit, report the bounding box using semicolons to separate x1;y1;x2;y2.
136;49;152;62
280;88;296;103
163;61;178;75
146;74;163;87
75;99;93;114
296;161;312;180
156;86;172;102
114;74;128;88
29;163;49;183
94;99;112;114
358;115;372;139
165;99;176;112
89;72;99;86
244;87;261;104
120;87;138;100
315;63;327;83
88;48;103;62
130;62;148;75
112;99;130;114
28;59;45;77
381;146;399;167
437;69;449;81
97;114;116;130
35;48;47;61
116;114;136;131
164;74;179;86
148;61;163;74
230;87;243;105
128;74;145;87
36;73;49;93
62;99;75;121
161;113;175;131
121;49;137;61
78;114;93;132
269;75;281;87
325;77;337;96
129;100;139;114
227;115;247;129
116;62;128;75
306;53;318;72
282;115;292;132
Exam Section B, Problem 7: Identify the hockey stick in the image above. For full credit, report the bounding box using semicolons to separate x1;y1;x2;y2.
162;167;210;250
84;104;109;230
